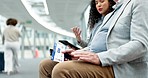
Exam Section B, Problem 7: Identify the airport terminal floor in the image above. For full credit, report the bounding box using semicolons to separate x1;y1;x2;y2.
0;58;43;78
0;50;48;78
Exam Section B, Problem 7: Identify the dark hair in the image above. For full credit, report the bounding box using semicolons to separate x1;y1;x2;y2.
88;0;116;30
6;18;18;26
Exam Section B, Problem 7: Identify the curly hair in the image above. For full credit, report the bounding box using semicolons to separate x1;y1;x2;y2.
6;18;18;26
88;0;116;31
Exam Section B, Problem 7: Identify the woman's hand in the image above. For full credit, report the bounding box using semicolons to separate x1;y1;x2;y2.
71;26;82;42
71;51;101;65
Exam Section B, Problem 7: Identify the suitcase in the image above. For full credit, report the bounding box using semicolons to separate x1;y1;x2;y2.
0;45;4;71
0;52;4;71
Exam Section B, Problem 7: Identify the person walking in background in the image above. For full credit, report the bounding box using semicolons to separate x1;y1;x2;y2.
72;0;115;48
2;18;21;75
39;0;116;77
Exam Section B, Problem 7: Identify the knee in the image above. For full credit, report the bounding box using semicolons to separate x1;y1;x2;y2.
39;59;46;68
52;61;73;77
39;59;50;71
39;59;58;72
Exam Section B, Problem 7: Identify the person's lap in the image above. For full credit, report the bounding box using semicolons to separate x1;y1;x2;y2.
39;59;114;78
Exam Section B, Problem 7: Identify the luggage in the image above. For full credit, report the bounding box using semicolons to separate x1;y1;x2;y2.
0;45;4;71
0;52;4;71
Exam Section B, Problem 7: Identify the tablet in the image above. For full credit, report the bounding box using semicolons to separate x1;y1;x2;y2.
59;40;80;50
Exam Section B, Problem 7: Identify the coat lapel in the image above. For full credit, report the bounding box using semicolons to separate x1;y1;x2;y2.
107;0;131;34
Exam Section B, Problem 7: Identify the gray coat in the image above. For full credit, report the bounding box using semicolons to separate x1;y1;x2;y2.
98;0;148;78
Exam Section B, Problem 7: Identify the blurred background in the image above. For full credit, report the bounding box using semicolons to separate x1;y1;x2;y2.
0;0;91;78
